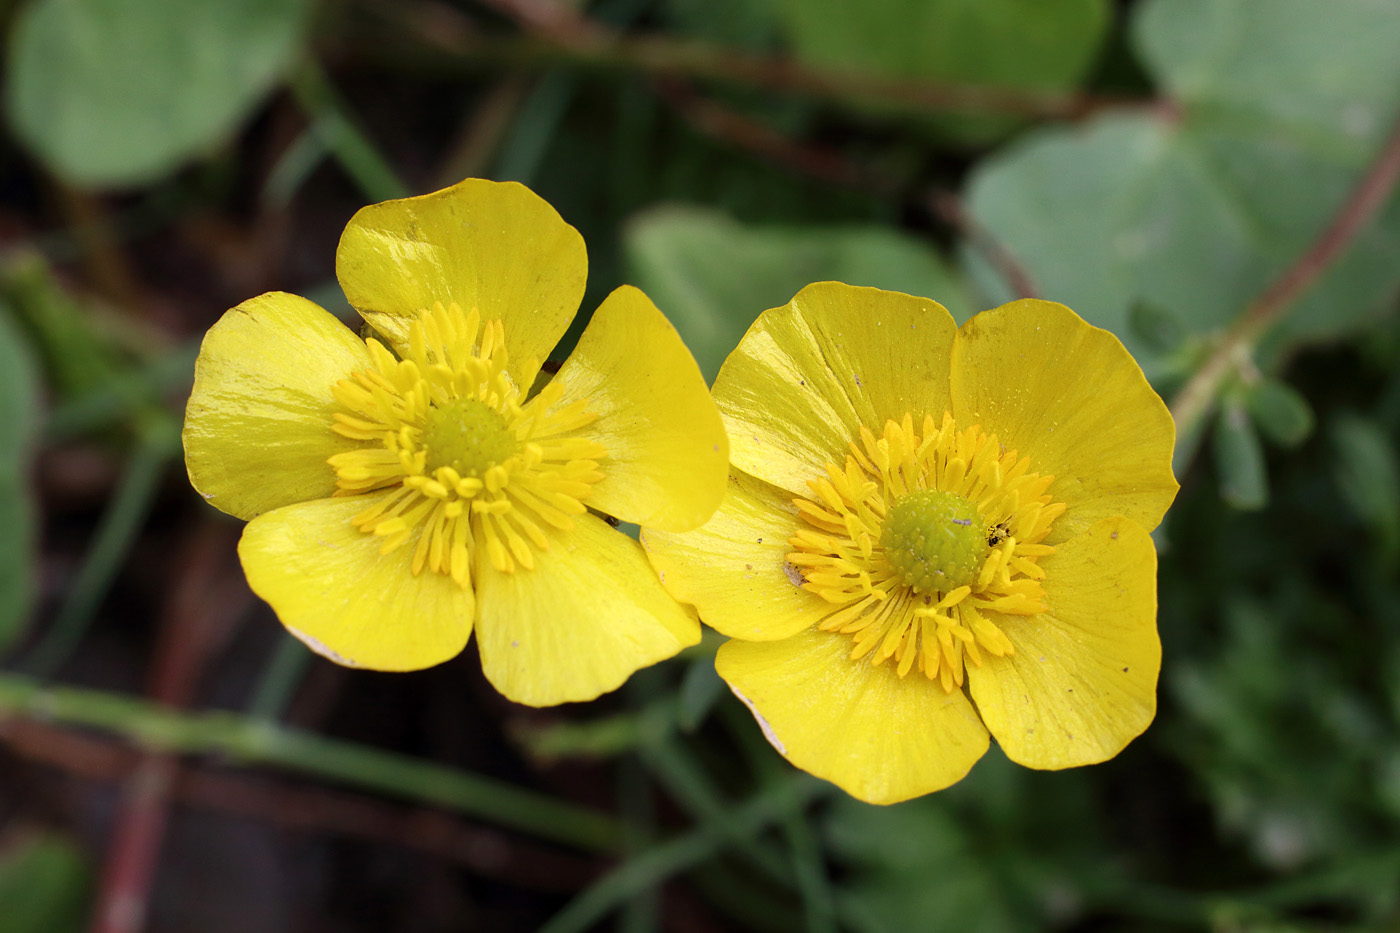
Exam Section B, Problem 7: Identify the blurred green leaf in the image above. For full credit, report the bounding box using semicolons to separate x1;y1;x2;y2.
774;0;1110;143
1248;379;1315;448
0;309;40;654
964;0;1400;366
626;206;972;381
676;655;726;732
1330;413;1400;559
0;830;92;933
826;796;1032;933
5;0;312;188
1215;400;1269;510
1128;300;1189;357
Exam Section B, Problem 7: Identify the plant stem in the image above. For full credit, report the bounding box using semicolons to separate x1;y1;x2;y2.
0;673;622;853
287;60;411;204
365;0;1139;122
1169;112;1400;454
22;422;176;677
539;774;830;933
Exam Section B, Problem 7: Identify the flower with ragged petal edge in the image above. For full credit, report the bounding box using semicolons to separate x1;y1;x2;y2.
183;178;728;706
644;282;1177;803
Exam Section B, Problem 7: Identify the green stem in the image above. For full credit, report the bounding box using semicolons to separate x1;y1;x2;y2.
21;423;176;677
287;60;411;204
638;729;794;885
246;634;314;721
0;672;622;853
539;774;829;933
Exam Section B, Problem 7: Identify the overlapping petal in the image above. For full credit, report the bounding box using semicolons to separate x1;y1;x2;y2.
714;282;956;496
950;299;1178;542
717;627;990;804
183;292;372;521
336;178;587;385
549;285;728;532
475;512;701;707
967;516;1160;769
643;470;826;642
239;496;475;671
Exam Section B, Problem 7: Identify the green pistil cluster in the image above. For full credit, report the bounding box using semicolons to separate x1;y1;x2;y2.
881;489;988;593
421;397;519;476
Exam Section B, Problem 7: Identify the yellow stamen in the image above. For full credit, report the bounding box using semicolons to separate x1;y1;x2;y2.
787;413;1063;692
327;301;608;587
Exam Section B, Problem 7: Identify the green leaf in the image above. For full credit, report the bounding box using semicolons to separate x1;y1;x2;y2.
676;656;726;732
774;0;1110;142
1330;413;1400;559
0;308;40;654
963;0;1400;367
1214;400;1268;510
0;831;93;933
626;206;972;381
1247;379;1314;448
5;0;312;188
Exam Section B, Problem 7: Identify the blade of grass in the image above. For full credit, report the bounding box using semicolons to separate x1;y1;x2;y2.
0;672;622;853
539;774;829;933
22;420;178;677
287;59;410;204
246;633;314;722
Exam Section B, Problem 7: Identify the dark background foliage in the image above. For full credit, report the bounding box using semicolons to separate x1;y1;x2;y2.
2;0;1400;930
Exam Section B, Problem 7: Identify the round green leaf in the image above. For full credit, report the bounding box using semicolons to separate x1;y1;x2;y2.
5;0;312;188
1247;379;1314;448
625;205;972;382
964;0;1400;367
1215;401;1268;510
774;0;1110;142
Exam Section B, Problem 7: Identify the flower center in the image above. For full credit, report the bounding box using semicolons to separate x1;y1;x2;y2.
325;301;607;589
420;397;519;476
880;489;988;593
787;413;1066;693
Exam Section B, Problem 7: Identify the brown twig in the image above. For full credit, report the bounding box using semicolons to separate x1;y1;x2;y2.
1169;112;1400;444
1;719;598;891
89;523;250;933
928;189;1040;300
432;76;532;188
370;0;1141;122
653;79;896;193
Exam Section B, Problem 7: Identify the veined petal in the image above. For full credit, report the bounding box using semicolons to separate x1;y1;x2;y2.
714;282;957;496
968;516;1160;770
643;470;828;642
336;178;587;382
548;285;727;532
183;292;371;521
718;628;989;804
475;512;700;707
950;299;1178;541
239;496;475;672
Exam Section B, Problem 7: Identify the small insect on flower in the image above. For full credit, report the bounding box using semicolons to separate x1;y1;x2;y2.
645;283;1178;804
183;178;728;706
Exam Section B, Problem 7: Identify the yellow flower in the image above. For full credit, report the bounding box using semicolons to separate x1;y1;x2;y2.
183;178;728;706
644;283;1177;803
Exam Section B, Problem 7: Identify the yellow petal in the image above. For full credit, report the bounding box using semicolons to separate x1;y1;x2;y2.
547;285;728;531
474;512;700;707
714;282;957;496
336;177;587;382
643;470;829;641
183;292;372;521
967;516;1160;770
239;496;475;672
950;299;1178;541
717;628;989;804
